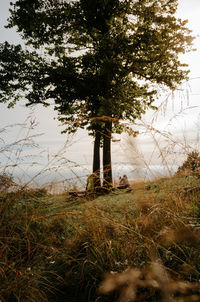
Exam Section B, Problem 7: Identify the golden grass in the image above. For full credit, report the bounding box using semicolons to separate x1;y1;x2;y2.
0;175;200;301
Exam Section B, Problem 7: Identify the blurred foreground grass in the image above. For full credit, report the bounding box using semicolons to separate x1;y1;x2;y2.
0;175;200;302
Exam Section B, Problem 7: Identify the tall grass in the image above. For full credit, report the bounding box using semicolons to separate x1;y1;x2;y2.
2;174;200;301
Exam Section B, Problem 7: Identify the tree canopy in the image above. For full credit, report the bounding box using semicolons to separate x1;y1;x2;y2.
0;0;194;186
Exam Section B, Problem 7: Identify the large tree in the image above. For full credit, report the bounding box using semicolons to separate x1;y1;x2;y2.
0;0;194;186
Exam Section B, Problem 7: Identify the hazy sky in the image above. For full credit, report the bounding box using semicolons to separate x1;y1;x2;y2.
0;0;200;186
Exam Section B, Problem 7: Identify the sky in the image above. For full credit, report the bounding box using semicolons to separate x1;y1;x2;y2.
0;0;200;189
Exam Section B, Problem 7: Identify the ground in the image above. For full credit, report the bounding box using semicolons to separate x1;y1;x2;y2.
0;175;200;302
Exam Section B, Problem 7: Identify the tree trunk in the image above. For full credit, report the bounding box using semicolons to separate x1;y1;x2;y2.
103;121;112;187
92;129;101;188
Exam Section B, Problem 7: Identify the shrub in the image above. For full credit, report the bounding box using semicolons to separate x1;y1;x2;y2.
0;172;16;193
176;151;200;176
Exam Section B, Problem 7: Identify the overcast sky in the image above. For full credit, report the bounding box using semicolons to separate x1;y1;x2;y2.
0;0;200;186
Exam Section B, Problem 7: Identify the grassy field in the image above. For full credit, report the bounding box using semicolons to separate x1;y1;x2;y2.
0;175;200;302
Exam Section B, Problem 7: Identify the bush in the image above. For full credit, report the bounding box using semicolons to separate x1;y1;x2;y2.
0;172;16;193
176;151;200;176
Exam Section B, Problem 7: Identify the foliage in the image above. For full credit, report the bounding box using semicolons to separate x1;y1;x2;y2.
0;172;16;192
177;151;200;175
1;0;194;131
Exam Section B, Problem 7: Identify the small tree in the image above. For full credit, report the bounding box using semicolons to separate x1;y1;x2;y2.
177;151;200;176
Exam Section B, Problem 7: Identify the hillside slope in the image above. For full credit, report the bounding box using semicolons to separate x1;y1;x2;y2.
0;176;200;302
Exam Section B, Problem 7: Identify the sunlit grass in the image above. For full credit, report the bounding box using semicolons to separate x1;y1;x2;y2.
0;174;200;301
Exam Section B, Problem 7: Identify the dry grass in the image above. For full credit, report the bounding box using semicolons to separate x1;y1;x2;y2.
0;169;200;302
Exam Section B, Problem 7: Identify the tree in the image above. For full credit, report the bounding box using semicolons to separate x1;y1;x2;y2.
177;151;200;176
0;0;194;187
